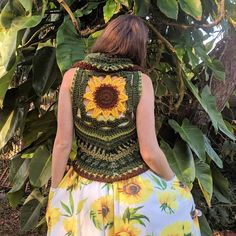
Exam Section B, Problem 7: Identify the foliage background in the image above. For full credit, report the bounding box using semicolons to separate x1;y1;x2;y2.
0;0;236;234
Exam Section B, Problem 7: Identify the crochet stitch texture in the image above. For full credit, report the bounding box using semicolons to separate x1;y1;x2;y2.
70;53;149;182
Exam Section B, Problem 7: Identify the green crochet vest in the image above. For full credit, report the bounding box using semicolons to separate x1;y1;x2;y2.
70;53;149;182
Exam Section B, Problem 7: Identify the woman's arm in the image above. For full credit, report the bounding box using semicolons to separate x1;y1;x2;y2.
136;73;174;181
51;68;77;188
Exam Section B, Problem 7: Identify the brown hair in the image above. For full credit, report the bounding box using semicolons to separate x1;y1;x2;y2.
91;14;148;67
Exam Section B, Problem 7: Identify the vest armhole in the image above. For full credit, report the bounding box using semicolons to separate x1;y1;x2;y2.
69;67;80;100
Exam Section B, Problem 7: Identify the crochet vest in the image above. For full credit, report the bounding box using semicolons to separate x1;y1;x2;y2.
70;53;149;182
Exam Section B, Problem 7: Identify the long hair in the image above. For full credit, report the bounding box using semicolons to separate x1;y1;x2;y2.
91;14;148;67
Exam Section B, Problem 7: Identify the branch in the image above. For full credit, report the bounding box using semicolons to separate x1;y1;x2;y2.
161;0;225;30
57;0;81;35
145;21;185;110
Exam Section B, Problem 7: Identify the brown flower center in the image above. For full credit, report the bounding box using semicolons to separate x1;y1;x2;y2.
94;85;119;109
102;205;109;217
123;183;141;195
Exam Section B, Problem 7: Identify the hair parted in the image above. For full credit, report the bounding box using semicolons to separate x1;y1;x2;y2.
91;14;149;67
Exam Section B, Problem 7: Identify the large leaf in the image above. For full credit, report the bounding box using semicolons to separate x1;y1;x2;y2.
20;190;47;231
169;119;206;161
32;47;62;96
103;0;120;23
156;0;178;20
185;80;235;140
0;0;46;77
212;165;231;204
0;107;25;150
29;145;52;187
200;86;234;139
7;188;24;208
195;159;213;206
160;138;195;188
195;46;225;81
23;110;57;147
8;158;30;193
56;16;94;73
199;213;212;236
179;0;202;20
204;136;223;168
134;0;150;17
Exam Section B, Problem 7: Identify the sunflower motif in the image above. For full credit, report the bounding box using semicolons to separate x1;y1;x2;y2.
57;168;79;191
173;180;192;200
63;216;78;236
157;190;178;214
116;176;153;204
90;195;114;230
46;204;61;233
83;75;128;121
160;221;192;236
108;217;141;236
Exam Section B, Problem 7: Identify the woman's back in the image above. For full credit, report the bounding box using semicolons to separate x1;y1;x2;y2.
70;52;149;182
46;14;201;236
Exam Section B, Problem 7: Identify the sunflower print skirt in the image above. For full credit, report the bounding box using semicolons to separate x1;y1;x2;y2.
46;167;201;236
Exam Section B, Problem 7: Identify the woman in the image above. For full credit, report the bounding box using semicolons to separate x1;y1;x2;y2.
46;14;201;235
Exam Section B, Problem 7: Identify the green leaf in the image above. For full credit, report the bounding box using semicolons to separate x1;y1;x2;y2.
206;59;225;81
56;16;94;73
160;138;195;189
201;86;235;140
179;0;202;20
69;191;74;214
29;145;52;188
7;188;24;208
103;0;120;23
199;213;212;236
20;198;46;231
76;198;87;214
61;201;72;216
169;119;206;161
0;0;46;79
32;47;62;97
204;136;223;168
195;159;213;207
134;0;150;17
0;57;18;108
156;0;178;20
8;158;30;193
185;80;235;140
212;166;231;204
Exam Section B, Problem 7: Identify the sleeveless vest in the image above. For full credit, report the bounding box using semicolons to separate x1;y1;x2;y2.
70;53;149;183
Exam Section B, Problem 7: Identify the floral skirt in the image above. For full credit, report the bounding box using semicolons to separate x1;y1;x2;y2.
46;167;201;236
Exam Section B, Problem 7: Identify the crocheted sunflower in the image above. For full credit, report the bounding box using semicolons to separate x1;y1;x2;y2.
83;75;128;121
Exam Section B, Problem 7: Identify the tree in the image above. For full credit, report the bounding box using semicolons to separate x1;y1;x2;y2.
0;0;236;233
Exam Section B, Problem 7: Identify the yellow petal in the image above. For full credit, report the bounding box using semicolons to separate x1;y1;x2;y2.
83;92;93;100
112;77;122;85
102;75;112;84
111;108;119;118
117;102;126;112
91;108;102;118
102;110;111;119
119;93;128;102
88;80;96;92
92;76;101;86
86;101;96;111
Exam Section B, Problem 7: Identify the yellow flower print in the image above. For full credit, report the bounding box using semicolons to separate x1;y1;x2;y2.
58;168;79;190
174;180;192;200
160;221;191;236
90;195;114;229
83;75;128;121
108;217;140;236
117;176;153;204
63;216;77;236
46;205;61;233
157;190;178;214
